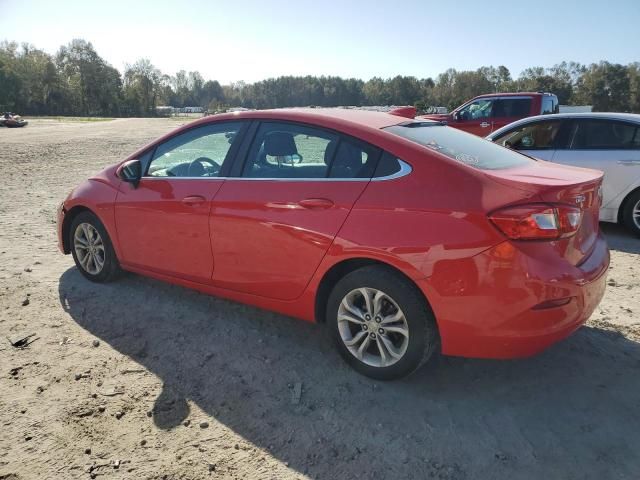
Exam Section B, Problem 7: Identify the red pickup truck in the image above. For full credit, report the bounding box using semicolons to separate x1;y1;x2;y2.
420;92;559;136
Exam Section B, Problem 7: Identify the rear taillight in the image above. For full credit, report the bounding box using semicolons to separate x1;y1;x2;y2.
489;204;582;240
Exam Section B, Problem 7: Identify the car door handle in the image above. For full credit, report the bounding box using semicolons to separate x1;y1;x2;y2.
617;160;640;166
298;198;334;209
480;122;490;128
182;195;207;206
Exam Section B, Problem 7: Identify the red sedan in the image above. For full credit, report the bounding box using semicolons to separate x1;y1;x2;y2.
57;108;609;379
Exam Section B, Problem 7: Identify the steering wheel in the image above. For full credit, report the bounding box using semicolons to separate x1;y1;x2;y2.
188;157;221;177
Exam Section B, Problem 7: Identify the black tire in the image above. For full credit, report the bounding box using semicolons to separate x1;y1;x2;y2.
622;190;640;237
69;211;122;282
327;265;439;380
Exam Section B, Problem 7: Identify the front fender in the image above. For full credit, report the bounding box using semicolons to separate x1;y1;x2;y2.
59;166;122;257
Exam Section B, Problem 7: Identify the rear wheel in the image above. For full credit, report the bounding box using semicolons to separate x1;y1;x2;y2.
622;190;640;237
327;265;438;380
70;211;122;282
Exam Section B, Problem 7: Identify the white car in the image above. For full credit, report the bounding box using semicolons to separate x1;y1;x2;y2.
487;113;640;236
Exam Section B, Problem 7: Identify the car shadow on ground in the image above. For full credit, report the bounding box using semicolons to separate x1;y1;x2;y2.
59;267;640;480
601;222;640;254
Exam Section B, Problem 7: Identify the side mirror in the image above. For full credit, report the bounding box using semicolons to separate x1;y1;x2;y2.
453;112;460;122
117;159;142;188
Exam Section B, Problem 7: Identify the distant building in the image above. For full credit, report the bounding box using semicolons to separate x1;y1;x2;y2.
182;106;204;113
559;105;593;113
155;106;173;117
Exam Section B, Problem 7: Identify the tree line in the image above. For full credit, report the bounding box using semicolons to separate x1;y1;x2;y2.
1;39;639;116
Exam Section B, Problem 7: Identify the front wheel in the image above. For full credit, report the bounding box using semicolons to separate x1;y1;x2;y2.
70;211;122;282
327;266;439;380
622;190;640;237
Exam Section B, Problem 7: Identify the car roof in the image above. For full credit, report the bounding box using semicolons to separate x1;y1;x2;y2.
474;92;551;99
196;108;410;131
487;112;640;139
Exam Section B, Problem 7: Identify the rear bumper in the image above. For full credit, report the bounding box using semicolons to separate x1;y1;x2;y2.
423;233;609;359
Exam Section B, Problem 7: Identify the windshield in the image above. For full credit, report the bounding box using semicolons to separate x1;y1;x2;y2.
384;123;535;170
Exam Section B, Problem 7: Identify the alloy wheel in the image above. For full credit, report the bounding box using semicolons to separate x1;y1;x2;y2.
73;223;105;275
337;287;409;368
633;199;640;230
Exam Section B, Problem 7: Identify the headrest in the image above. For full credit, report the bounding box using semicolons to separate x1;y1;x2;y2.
324;140;337;165
333;141;363;170
264;132;298;157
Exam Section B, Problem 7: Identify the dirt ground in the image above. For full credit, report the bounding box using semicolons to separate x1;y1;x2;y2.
1;118;639;480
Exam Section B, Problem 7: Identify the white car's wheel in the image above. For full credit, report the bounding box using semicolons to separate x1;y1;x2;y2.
622;190;640;237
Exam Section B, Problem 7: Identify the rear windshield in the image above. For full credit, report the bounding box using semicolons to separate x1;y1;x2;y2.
384;122;535;170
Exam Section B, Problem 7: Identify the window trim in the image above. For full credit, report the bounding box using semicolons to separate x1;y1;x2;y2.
141;120;250;178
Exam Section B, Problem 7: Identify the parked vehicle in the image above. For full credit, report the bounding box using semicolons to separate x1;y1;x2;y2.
0;112;28;128
420;92;559;136
487;112;640;236
57;108;609;379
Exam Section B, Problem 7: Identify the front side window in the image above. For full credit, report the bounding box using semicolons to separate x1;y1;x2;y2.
147;122;242;177
493;98;532;118
385;122;534;170
569;120;639;150
493;121;563;150
457;99;493;120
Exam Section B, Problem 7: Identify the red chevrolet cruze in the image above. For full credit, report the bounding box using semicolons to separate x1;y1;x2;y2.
57;108;609;379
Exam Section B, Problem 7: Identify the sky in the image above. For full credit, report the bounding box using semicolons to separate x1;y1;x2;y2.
0;0;638;84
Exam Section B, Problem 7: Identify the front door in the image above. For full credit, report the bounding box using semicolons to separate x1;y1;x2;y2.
491;118;565;162
114;121;244;283
453;98;494;136
210;121;379;300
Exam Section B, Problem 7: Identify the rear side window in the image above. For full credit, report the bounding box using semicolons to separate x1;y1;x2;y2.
242;122;337;178
241;122;380;179
569;120;639;150
493;98;532;118
541;96;559;114
328;139;378;179
374;152;404;178
493;120;563;150
385;123;534;170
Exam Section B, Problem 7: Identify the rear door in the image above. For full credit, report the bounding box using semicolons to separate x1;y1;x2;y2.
114;121;246;282
491;96;533;131
209;121;380;300
552;119;640;209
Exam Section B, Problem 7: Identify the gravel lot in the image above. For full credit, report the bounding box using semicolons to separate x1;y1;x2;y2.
1;118;639;480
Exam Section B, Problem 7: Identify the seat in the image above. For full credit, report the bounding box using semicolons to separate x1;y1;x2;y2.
264;132;298;157
246;132;299;177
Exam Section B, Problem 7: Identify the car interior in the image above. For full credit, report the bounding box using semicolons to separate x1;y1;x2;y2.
498;122;561;150
244;131;374;179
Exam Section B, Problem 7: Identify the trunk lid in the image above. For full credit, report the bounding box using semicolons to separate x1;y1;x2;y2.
484;160;603;266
